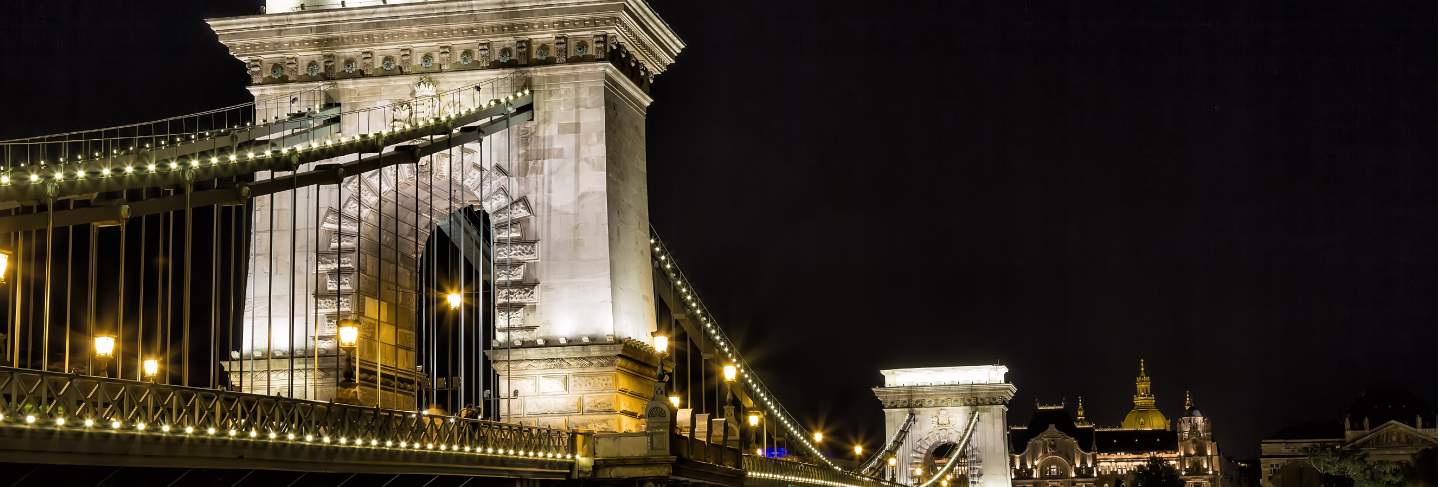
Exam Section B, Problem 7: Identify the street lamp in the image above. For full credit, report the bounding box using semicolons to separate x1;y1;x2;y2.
338;321;359;348
93;335;116;358
721;362;737;446
854;444;864;470
888;456;898;482
652;335;669;354
668;394;681;409
446;292;462;310
142;358;159;382
337;319;360;401
93;335;115;377
813;431;824;443
748;412;761;455
0;248;11;283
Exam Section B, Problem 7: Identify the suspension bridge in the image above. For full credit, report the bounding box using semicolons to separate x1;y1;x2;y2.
0;1;1011;486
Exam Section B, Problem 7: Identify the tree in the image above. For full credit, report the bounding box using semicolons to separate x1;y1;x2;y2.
1132;457;1184;487
1404;448;1435;487
1304;445;1405;487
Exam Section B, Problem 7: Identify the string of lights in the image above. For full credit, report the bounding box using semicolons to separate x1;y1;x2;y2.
857;412;916;476
0;77;528;196
650;228;868;475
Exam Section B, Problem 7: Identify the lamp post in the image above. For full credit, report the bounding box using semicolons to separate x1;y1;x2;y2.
338;319;359;403
748;412;760;455
142;358;160;383
721;362;736;448
446;292;462;310
854;444;864;471
0;247;10;367
652;334;669;382
0;247;11;284
888;456;898;482
93;335;115;377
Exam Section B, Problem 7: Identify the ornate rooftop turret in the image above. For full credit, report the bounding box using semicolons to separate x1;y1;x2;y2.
1121;358;1169;430
1075;396;1091;426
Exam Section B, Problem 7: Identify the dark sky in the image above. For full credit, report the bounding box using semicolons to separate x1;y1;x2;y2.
1;0;1434;459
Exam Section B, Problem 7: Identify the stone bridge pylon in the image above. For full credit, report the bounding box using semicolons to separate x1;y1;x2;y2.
873;366;1016;487
209;0;685;432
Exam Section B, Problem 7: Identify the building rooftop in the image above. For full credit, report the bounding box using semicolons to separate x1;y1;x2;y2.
879;365;1009;387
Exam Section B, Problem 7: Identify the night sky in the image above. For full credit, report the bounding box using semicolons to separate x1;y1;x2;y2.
1;0;1434;459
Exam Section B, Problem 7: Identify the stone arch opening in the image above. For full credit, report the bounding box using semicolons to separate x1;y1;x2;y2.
415;205;494;416
928;441;959;472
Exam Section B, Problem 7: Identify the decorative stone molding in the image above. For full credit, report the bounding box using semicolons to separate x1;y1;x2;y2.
496;263;525;282
495;240;539;261
497;284;537;305
491;356;618;372
877;396;1013;408
209;0;684;90
490;196;533;223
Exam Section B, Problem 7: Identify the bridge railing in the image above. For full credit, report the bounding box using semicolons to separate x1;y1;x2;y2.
0;366;576;461
745;456;906;487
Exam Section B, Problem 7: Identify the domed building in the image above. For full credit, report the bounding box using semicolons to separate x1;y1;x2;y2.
1121;360;1169;430
1009;360;1222;487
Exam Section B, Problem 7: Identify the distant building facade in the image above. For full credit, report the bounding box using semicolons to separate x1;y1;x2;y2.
1259;389;1436;487
1009;360;1222;487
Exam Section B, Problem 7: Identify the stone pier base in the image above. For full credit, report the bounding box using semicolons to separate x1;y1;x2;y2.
488;339;660;433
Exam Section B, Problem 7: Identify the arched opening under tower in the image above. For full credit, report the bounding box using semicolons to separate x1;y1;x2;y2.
415;206;494;417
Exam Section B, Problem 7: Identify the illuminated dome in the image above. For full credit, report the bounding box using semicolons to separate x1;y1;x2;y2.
1122;408;1171;430
1120;359;1170;430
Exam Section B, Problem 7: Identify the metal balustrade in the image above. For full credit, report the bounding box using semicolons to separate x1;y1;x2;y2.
745;456;908;487
0;367;578;470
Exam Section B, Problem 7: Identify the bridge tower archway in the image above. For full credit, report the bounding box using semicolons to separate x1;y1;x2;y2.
213;0;685;432
874;366;1017;487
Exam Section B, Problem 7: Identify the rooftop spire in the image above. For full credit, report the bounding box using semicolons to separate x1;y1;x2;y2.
1184;390;1193;410
1122;357;1169;429
1075;396;1091;426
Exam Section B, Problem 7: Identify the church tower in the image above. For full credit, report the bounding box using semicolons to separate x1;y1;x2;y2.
1121;359;1169;430
1177;391;1222;481
210;0;683;432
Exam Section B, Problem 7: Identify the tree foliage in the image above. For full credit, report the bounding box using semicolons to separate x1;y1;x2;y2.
1304;446;1406;487
1132;457;1183;487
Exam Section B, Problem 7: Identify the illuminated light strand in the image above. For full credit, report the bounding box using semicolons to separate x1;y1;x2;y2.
650;232;854;472
0;411;577;463
0;80;526;192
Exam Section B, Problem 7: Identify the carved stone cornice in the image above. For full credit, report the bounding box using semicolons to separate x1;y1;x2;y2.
872;383;1017;409
208;0;684;81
